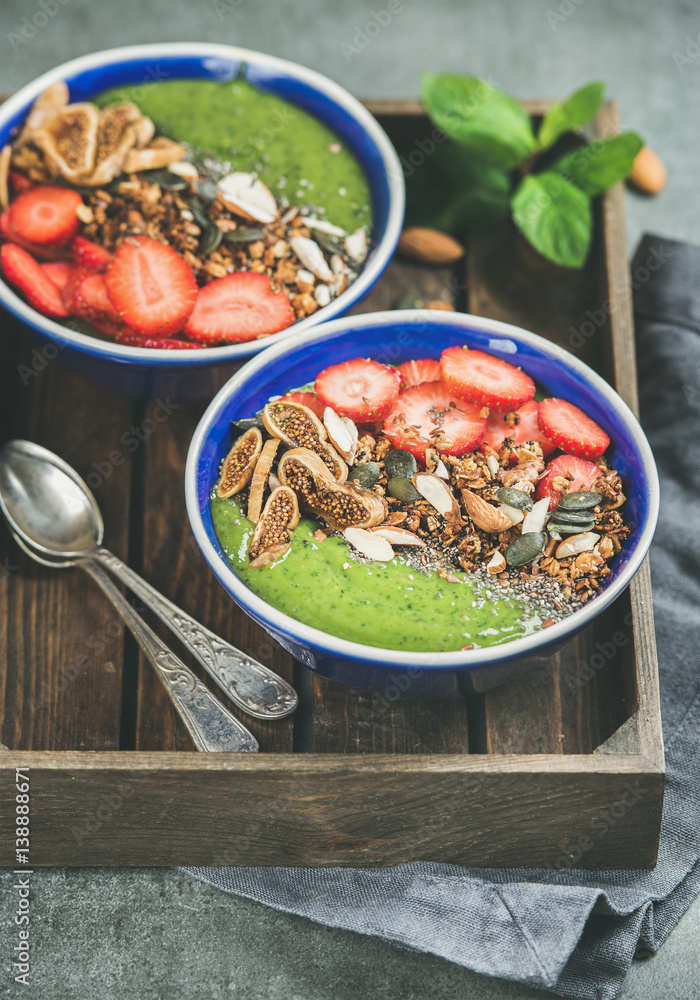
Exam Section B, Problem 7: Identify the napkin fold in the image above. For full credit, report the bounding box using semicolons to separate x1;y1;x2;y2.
185;234;700;1000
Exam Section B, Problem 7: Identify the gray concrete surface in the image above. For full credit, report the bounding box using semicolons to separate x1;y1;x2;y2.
2;0;700;997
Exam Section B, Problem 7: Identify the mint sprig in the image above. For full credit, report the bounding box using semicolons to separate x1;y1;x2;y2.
413;75;643;269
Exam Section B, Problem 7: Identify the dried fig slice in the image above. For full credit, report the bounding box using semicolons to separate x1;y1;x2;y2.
0;145;11;210
19;81;69;143
263;400;347;481
249;486;300;568
216;427;263;499
83;103;142;186
278;448;387;531
33;103;99;182
247;437;280;523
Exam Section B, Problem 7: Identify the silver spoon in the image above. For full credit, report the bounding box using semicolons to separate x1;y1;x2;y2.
9;530;258;752
0;439;297;720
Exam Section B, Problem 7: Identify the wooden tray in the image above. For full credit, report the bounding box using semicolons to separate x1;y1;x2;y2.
0;100;664;868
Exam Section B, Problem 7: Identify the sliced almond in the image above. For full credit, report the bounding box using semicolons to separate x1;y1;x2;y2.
289;235;334;282
497;502;524;524
133;116;155;149
486;549;507;575
75;203;94;224
486;454;500;477
460;489;513;533
314;284;331;307
370;526;425;547
414;473;461;521
249;486;300;568
33;102;100;182
323;407;358;465
168;160;198;180
555;531;600;560
278;448;386;531
345;228;368;263
247;437;280;523
521;497;550;534
0;145;11;210
123;136;186;173
344;526;394;562
217;172;279;223
306;218;346;237
216;427;263;498
263;400;347;481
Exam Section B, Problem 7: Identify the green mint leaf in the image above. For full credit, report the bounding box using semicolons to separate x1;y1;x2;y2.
537;82;605;151
421;73;536;170
511;171;592;269
405;142;511;233
552;131;644;196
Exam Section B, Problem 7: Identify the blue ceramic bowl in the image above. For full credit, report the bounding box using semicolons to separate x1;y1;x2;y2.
0;44;404;399
185;311;659;696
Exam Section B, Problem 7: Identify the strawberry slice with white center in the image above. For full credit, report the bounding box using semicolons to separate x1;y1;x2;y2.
536;454;603;510
398;357;441;388
481;399;555;456
441;344;535;412
184;272;295;344
104;236;197;336
1;210;70;261
538;397;610;460
8;185;82;246
384;382;487;460
315;357;402;422
1;243;68;317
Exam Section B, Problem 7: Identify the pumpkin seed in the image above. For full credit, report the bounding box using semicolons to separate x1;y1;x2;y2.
496;486;533;511
348;462;380;489
223;227;267;244
505;531;546;567
549;508;597;526
557;490;601;510
199;221;223;257
196;180;218;203
549;519;595;535
387;476;421;503
141;168;189;190
385;449;417;479
188;198;211;228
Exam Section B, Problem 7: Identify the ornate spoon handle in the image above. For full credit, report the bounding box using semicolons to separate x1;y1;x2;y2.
80;560;258;753
92;548;298;720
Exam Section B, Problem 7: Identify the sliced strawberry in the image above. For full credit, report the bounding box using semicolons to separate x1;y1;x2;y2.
481;399;555;457
115;331;206;350
8;186;82;246
104;236;197;336
9;172;34;196
538;397;610;460
384;382;487;460
71;235;112;272
398;357;441;388
1;242;69;317
440;345;535;412
1;210;70;261
73;271;122;325
315;357;402;422
536;454;603;510
277;391;326;418
184;272;294;344
40;261;73;293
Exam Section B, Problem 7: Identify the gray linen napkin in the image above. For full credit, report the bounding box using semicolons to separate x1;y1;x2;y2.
185;234;700;1000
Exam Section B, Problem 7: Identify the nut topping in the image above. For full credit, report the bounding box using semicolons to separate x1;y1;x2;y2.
247;437;280;523
460;489;514;533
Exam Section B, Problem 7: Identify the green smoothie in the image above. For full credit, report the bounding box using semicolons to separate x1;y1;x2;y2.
212;497;552;652
95;79;372;233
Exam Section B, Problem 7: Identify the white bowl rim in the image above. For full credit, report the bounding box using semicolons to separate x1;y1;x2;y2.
0;42;405;365
185;308;660;669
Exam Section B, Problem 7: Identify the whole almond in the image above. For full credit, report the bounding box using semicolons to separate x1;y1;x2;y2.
397;227;465;265
628;146;667;195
